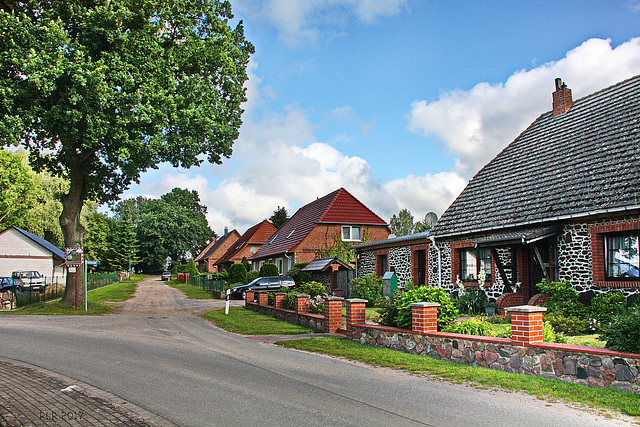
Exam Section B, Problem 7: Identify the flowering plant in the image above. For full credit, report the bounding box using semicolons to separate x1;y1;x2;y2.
456;275;465;296
306;295;325;314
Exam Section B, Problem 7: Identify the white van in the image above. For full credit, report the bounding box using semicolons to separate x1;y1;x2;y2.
11;270;47;291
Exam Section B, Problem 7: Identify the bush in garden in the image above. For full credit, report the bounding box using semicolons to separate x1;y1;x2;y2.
306;295;325;314
544;312;587;335
598;307;640;354
537;279;586;318
442;317;495;336
588;291;626;324
350;273;382;307
297;281;327;298
228;263;248;285
186;258;199;276
394;286;458;330
287;262;312;285
246;270;260;283
268;292;275;306
376;297;399;327
456;286;488;314
259;263;279;277
284;290;297;310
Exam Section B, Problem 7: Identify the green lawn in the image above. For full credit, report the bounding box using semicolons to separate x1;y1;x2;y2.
166;279;217;299
279;337;640;418
202;307;313;335
1;274;142;315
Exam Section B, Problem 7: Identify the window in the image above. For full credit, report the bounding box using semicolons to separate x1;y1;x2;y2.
342;225;362;241
605;233;639;279
460;248;492;282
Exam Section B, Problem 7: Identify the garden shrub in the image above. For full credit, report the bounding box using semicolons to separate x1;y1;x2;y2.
246;270;260;283
544;312;587;335
259;263;279;277
393;286;458;330
442;317;495;337
287;262;312;285
284;290;297;310
350;273;382;307
456;286;488;315
297;281;327;298
306;295;325;314
228;263;248;285
186;258;199;276
537;279;586;318
588;291;625;324
268;292;275;306
598;307;640;354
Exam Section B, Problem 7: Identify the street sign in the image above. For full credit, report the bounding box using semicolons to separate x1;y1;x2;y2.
86;260;98;267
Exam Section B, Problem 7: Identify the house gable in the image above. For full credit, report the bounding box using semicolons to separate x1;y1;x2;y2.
216;220;276;267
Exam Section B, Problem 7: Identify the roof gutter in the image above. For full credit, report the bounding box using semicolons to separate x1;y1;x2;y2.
432;204;640;239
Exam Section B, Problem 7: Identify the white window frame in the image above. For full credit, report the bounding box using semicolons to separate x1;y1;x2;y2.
342;225;362;242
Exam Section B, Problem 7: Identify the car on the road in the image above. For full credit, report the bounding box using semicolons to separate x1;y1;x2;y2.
230;276;296;299
161;271;172;281
11;270;47;291
0;277;15;291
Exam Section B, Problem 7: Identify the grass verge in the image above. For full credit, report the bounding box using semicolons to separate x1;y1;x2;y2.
1;274;142;315
166;279;216;299
201;307;313;335
278;337;640;417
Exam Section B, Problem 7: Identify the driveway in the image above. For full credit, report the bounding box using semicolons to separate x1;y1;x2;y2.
0;277;634;426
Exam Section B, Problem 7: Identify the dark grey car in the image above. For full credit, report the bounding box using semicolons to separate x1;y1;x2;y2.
230;276;295;299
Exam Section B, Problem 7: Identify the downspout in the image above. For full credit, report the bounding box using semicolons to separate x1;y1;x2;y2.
429;235;442;287
283;252;290;274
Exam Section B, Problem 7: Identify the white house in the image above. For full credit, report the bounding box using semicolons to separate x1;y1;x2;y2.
0;226;66;284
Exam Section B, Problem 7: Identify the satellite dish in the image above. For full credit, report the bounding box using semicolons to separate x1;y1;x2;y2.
388;233;397;239
424;212;438;228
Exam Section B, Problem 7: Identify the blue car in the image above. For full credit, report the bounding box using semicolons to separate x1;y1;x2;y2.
0;277;15;291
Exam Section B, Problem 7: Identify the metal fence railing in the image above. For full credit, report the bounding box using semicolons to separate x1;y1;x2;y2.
87;272;118;291
187;275;225;294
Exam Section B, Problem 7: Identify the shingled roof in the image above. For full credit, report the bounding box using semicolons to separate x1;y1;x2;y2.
216;220;276;264
194;229;240;263
431;74;640;238
250;188;387;259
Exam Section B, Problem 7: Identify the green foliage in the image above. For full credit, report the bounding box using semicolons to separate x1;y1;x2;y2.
537;279;586;318
81;211;114;272
315;227;371;265
246;270;260;283
350;273;382;307
0;150;40;231
269;206;289;229
499;321;562;343
389;208;415;236
229;263;248;285
307;295;325;314
284;291;297;310
456;286;488;314
287;262;312;285
392;286;458;330
259;263;279;277
443;318;495;337
106;215;139;272
186;259;200;276
544;312;587;336
598;307;640;354
588;292;626;324
297;281;327;298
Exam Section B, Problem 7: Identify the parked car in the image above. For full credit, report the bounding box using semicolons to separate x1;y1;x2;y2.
161;271;172;281
0;277;15;291
230;276;296;299
11;270;47;291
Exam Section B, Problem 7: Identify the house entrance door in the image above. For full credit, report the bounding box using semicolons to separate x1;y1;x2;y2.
527;239;556;300
416;250;426;285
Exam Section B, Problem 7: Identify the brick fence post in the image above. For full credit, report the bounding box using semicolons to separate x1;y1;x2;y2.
257;291;268;306
295;294;310;313
410;302;440;334
245;290;255;304
274;292;286;309
324;297;344;333
345;298;367;338
506;305;547;346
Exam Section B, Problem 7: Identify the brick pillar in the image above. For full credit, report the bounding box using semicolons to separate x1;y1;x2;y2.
257;291;268;306
506;305;547;346
295;294;310;313
345;298;367;338
184;273;189;283
274;292;286;309
410;302;440;334
245;290;255;304
324;297;344;333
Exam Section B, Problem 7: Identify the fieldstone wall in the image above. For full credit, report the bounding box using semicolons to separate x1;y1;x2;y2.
358;251;376;277
429;241;452;290
558;223;592;293
0;291;15;310
350;326;640;393
389;246;412;285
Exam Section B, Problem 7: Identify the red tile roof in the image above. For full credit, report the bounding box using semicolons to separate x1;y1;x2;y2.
216;220;276;264
250;188;386;260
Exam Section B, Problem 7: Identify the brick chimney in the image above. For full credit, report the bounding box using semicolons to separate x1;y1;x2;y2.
552;78;573;116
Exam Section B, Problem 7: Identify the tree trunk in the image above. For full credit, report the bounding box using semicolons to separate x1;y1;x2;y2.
59;167;87;308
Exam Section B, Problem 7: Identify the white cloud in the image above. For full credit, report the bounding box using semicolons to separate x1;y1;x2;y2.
232;0;409;48
408;37;640;178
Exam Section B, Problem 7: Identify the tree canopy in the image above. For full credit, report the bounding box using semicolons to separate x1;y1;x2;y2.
0;1;253;305
269;206;289;229
389;208;415;237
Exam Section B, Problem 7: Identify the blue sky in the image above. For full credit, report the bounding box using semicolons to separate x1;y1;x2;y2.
122;0;640;236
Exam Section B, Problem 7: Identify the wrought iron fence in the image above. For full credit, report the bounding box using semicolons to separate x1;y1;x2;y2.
188;275;225;294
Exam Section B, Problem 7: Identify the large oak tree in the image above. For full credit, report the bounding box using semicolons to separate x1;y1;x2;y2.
0;1;253;306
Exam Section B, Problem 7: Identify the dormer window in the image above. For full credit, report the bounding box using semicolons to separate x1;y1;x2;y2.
342;225;361;242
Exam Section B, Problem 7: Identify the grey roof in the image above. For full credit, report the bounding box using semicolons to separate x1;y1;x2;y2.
301;257;353;272
9;227;65;260
353;231;431;251
431;75;640;238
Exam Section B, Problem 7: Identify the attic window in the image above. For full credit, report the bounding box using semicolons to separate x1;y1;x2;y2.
286;229;296;239
342;225;361;242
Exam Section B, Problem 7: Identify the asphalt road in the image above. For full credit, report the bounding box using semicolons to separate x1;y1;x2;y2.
0;277;633;426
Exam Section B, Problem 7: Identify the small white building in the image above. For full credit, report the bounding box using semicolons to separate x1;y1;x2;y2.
0;226;66;284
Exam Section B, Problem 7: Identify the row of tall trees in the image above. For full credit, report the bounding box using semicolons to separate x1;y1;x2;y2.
389;209;438;237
